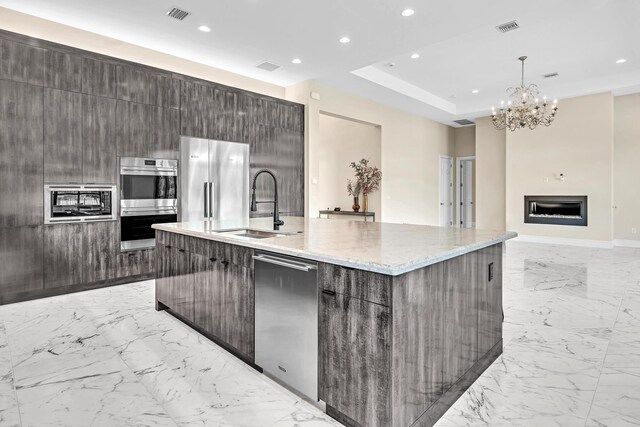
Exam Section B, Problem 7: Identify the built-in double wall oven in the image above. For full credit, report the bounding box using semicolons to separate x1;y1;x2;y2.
120;157;178;251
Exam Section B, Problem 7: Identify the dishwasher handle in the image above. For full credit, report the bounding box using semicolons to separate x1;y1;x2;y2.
253;254;317;272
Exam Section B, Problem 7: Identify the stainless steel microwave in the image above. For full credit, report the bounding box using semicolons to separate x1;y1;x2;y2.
44;184;117;224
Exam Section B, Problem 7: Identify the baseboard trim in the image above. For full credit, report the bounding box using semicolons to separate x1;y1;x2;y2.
512;235;614;248
613;239;640;248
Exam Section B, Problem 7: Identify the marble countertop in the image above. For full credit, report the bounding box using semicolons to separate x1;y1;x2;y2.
152;217;517;276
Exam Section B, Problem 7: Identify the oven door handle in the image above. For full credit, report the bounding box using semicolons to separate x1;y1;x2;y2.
204;182;208;218
121;209;177;217
120;167;177;176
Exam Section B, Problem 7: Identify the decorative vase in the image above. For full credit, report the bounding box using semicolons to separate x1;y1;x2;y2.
362;194;369;213
352;196;360;212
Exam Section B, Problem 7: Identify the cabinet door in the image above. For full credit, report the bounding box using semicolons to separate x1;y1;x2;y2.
477;243;503;356
116;65;150;104
0;39;44;85
82;221;117;283
219;263;255;358
180;81;214;138
0;80;44;228
116;248;154;278
0;226;43;296
44;224;83;288
82;94;117;183
156;244;174;307
319;291;391;427
193;254;220;336
149;106;179;159
149;74;180;109
81;58;116;98
116;100;150;158
443;252;478;390
44;49;82;92
173;249;195;321
44;88;83;183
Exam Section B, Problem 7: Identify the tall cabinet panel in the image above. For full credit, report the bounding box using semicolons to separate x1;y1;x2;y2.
149;106;179;159
82;94;117;183
0;226;43;297
443;252;478;390
81;58;116;98
44;89;83;183
0;80;44;228
0;39;44;85
44;49;82;92
44;224;83;288
477;243;503;356
82;221;117;283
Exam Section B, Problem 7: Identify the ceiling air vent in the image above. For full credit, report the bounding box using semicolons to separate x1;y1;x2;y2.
256;61;280;72
496;20;519;33
454;119;475;126
166;7;190;21
543;72;559;78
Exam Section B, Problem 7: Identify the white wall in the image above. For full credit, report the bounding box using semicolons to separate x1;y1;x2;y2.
505;93;613;242
317;114;382;215
287;81;456;225
475;117;507;231
614;93;640;242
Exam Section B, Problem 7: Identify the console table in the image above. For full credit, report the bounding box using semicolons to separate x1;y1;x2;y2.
319;210;376;222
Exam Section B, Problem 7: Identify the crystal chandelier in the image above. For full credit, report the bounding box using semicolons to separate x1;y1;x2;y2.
491;56;558;131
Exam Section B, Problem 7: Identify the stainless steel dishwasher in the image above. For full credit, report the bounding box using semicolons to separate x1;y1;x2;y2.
254;251;318;401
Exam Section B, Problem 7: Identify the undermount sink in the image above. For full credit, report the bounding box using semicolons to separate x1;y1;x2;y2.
213;228;294;239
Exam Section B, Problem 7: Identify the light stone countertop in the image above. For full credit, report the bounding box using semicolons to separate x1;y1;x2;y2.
152;216;517;276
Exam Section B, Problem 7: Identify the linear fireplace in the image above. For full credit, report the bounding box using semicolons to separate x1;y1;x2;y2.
524;195;588;226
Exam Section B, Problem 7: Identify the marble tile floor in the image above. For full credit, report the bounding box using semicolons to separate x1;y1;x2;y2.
0;241;638;426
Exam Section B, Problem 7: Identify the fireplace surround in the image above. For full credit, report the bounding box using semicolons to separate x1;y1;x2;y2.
524;195;588;226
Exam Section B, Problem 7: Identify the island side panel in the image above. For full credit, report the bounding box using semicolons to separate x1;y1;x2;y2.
443;251;478;390
318;263;392;427
477;243;503;357
391;262;445;427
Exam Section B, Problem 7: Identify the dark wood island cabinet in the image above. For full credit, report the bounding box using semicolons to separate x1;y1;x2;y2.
153;219;513;427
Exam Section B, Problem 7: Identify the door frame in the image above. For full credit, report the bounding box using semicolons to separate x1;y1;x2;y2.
439;155;454;227
456;156;476;228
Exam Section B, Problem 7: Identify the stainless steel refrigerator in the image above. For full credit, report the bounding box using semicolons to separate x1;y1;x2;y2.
179;137;250;222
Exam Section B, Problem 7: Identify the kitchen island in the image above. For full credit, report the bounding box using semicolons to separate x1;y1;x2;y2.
152;217;516;427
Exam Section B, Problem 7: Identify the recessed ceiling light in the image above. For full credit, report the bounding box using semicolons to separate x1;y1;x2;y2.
410;53;420;59
616;58;627;64
291;58;302;64
339;36;351;44
471;89;479;94
197;25;211;32
401;8;415;17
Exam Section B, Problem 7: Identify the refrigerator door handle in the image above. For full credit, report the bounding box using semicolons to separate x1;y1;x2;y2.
209;182;213;220
204;182;208;218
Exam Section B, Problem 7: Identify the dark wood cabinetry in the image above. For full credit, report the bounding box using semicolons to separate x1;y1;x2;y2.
155;231;255;360
0;28;304;305
443;252;478;389
82;221;117;283
44;49;82;92
0;39;44;85
320;289;391;427
0;226;43;298
319;246;502;427
44;88;83;183
44;224;83;288
81;57;116;98
0;80;44;228
477;243;503;356
82;94;117;183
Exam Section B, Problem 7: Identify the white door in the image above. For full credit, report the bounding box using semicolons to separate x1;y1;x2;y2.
439;156;453;227
460;159;474;228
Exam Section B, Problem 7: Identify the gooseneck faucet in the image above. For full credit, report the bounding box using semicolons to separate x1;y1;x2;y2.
250;169;285;230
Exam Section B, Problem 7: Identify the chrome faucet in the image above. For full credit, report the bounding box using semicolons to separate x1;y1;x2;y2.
250;169;284;230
